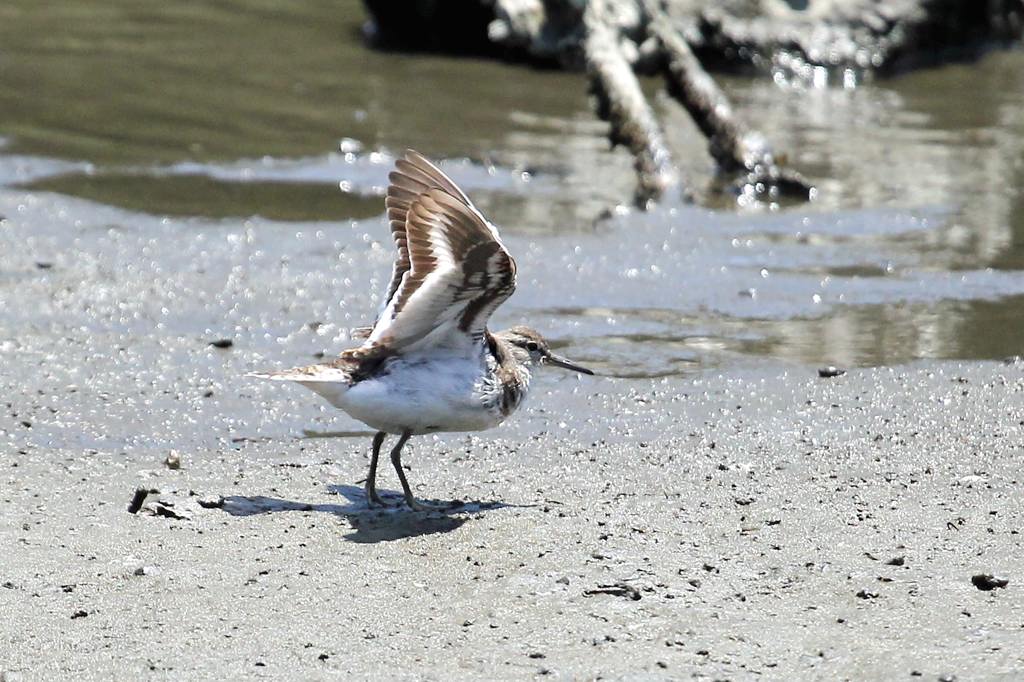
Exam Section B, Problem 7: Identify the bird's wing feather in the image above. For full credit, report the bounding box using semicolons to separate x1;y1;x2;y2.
368;187;516;351
378;150;484;316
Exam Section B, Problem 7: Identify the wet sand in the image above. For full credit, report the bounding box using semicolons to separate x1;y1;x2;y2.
2;359;1022;679
2;187;1022;680
2;4;1024;677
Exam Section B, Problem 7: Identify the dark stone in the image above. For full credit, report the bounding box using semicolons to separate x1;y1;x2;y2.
583;581;642;600
127;488;149;514
196;496;225;509
971;573;1009;590
363;0;498;57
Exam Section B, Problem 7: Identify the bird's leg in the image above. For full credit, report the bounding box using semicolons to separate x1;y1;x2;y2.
389;430;427;511
365;431;388;507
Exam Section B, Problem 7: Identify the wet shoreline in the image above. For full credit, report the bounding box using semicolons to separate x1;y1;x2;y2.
1;3;1023;678
2;352;1021;678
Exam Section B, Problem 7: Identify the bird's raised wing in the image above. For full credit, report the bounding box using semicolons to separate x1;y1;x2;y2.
377;150;477;313
367;181;516;351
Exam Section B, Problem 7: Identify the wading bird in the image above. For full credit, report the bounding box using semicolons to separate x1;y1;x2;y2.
252;150;593;510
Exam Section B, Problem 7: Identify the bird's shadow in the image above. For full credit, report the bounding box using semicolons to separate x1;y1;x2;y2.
218;484;518;543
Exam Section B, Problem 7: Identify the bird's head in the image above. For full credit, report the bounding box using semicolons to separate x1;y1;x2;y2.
495;326;593;375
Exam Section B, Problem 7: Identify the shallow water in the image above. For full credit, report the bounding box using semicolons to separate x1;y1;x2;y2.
2;1;1023;377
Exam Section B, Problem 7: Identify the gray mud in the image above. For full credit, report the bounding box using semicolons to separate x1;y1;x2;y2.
2;185;1023;679
3;335;1023;678
2;1;1024;679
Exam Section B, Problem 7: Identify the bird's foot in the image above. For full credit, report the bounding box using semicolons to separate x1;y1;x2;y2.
404;497;462;512
366;488;398;509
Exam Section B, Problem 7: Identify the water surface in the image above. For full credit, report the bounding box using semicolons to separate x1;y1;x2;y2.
2;1;1023;376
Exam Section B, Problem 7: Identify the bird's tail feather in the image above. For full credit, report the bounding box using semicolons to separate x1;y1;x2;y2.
246;366;351;383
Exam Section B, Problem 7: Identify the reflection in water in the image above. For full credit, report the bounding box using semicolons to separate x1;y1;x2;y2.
0;1;1023;375
721;53;1024;269
541;295;1024;372
0;0;592;165
23;172;383;221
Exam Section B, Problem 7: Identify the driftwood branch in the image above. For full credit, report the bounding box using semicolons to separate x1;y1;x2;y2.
580;0;811;207
583;1;686;207
645;1;813;200
364;0;1024;207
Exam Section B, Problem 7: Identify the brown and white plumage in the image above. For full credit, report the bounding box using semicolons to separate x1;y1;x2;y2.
251;150;592;510
370;151;517;350
380;150;478;308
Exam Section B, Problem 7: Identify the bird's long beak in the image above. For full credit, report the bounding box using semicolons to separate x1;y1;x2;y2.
543;353;595;375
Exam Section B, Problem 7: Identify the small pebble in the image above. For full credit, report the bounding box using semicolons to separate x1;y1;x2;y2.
971;573;1009;591
127;488;149;514
209;339;233;349
818;366;846;378
197;495;224;509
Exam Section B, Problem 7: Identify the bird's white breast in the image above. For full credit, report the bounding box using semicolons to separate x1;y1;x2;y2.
322;348;520;435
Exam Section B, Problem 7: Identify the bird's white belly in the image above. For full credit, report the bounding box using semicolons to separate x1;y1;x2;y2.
326;356;504;435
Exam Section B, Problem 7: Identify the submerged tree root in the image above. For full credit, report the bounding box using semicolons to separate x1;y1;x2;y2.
583;0;812;207
646;1;812;202
365;0;1022;207
583;2;684;207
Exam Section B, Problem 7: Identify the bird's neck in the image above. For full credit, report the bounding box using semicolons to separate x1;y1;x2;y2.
485;331;531;416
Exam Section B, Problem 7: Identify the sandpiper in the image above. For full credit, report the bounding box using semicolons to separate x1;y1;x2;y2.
251;150;593;510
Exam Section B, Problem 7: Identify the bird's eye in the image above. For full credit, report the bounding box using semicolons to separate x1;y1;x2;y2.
525;341;539;352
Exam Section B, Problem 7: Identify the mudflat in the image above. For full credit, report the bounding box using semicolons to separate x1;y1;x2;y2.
2;187;1022;680
3;362;1022;679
